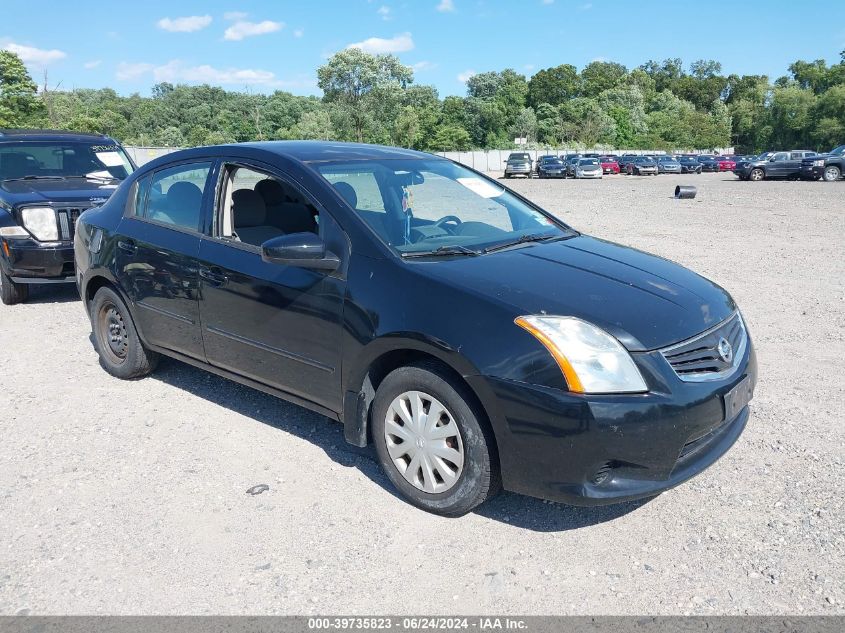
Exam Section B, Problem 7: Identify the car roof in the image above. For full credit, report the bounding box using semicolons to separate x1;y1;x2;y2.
0;128;114;143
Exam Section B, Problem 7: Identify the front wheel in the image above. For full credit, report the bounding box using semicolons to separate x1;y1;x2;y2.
749;168;765;182
0;269;29;305
372;362;500;516
823;165;841;182
90;286;159;379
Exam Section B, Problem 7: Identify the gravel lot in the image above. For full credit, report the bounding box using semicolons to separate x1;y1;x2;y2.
1;172;843;616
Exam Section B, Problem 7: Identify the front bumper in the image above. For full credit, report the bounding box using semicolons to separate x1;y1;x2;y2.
0;238;76;283
577;171;602;178
801;165;824;179
538;170;565;178
469;340;757;506
505;166;532;176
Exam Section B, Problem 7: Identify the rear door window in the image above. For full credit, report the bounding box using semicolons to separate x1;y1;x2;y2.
145;162;212;232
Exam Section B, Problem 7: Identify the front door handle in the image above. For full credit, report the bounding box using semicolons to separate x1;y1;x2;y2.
199;266;228;286
117;239;137;254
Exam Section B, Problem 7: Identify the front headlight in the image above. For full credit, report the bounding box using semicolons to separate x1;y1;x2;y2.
515;315;648;394
813;159;825;167
20;207;58;241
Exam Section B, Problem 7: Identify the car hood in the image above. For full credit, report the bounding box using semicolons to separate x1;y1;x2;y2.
417;235;736;351
0;177;120;205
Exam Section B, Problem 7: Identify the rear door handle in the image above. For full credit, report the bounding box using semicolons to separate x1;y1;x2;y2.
199;266;228;286
117;239;137;254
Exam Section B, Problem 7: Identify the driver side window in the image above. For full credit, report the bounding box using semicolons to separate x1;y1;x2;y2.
218;165;319;248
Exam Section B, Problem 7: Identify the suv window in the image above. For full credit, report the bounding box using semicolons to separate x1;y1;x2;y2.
218;165;319;248
772;152;789;162
146;162;212;231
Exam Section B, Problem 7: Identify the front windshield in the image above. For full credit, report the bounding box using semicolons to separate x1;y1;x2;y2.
316;158;574;255
579;159;599;166
0;141;135;181
831;145;845;156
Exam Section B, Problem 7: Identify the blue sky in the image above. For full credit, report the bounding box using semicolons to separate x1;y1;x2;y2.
2;0;843;97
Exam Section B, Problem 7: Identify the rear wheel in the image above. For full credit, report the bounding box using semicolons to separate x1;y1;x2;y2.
823;165;841;182
372;362;499;516
0;269;29;305
90;286;158;379
749;168;765;182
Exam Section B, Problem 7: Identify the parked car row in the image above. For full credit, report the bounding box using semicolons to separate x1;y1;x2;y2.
1;129;758;517
505;152;752;179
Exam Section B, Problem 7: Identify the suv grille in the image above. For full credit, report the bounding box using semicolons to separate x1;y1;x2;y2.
55;207;87;241
660;312;747;382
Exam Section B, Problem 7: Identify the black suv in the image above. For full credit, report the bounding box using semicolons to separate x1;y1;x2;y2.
0;129;135;304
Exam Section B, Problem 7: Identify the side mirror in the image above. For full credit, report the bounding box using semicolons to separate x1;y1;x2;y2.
769;157;777;162
260;233;340;271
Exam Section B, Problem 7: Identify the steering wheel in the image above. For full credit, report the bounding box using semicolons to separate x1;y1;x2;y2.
433;215;462;230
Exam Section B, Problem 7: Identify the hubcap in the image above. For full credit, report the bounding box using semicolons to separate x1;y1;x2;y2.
825;167;839;181
383;391;464;494
99;302;128;363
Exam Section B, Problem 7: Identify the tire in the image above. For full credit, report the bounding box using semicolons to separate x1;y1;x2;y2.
90;286;159;379
823;165;841;182
0;269;29;305
371;362;500;516
749;168;765;182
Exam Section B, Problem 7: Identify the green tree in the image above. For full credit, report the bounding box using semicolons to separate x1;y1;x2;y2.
430;125;471;151
0;50;45;127
580;61;628;97
317;48;413;142
526;64;579;108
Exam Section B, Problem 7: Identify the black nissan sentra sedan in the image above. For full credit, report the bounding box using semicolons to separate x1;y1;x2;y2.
74;142;756;516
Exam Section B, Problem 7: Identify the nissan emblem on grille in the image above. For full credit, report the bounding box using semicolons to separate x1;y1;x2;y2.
717;337;733;363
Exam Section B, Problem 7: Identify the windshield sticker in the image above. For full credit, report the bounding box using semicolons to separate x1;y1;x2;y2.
91;145;120;153
456;177;504;199
95;151;124;167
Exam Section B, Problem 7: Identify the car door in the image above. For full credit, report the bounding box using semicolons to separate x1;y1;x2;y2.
115;160;215;360
768;152;790;177
195;161;348;412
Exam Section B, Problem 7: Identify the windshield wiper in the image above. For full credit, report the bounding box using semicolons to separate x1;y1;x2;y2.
401;244;480;258
1;175;65;182
482;233;563;254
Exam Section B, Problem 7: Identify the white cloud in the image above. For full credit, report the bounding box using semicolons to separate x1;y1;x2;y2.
116;59;282;87
457;69;476;83
412;60;436;71
347;32;414;54
436;0;455;11
116;62;155;80
293;28;304;38
2;42;66;66
156;15;213;32
377;5;392;20
224;20;283;41
83;60;102;69
223;11;248;20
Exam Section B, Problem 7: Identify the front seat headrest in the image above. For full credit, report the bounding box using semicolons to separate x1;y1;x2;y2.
232;189;267;227
255;179;287;205
166;181;204;229
333;182;357;209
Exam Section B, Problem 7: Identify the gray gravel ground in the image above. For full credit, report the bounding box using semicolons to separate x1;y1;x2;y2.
1;172;843;615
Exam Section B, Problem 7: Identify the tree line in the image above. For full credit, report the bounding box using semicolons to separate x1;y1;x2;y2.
1;47;844;153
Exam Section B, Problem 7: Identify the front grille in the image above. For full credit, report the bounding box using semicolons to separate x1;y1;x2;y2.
55;207;86;241
660;312;747;382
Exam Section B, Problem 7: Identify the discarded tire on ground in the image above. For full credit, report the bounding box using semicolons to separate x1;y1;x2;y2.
675;185;697;199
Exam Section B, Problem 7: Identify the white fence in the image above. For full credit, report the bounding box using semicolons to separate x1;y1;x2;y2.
125;145;736;171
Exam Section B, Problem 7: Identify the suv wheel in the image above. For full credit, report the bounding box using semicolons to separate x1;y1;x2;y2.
0;269;29;305
749;168;765;181
823;165;841;182
90;286;159;379
371;362;500;516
